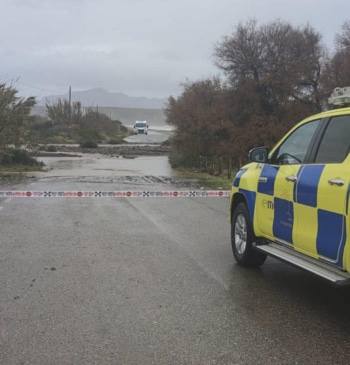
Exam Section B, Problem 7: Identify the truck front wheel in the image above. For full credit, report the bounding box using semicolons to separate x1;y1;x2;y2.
231;202;266;267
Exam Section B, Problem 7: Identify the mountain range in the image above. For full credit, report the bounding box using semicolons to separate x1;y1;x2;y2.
37;87;168;110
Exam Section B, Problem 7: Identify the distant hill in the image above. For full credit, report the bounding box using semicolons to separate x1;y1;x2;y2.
37;87;168;109
33;87;170;129
31;105;169;130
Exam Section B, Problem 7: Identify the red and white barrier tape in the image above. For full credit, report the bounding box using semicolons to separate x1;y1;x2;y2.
0;190;231;198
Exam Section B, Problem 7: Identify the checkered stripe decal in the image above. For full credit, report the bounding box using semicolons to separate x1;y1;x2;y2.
233;163;349;268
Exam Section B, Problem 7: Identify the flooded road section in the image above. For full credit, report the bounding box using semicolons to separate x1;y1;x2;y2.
34;154;175;178
28;149;200;190
32;129;176;180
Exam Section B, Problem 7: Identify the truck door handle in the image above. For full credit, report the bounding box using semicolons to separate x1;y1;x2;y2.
285;176;297;182
328;179;344;186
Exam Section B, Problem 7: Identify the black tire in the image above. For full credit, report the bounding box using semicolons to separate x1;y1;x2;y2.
231;202;267;267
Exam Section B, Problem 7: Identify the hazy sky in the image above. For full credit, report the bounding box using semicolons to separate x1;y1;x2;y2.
1;0;349;100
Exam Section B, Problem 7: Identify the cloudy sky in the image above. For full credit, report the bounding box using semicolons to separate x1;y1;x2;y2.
1;0;349;100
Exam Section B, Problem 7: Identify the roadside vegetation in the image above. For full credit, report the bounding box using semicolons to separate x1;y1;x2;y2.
0;83;42;178
165;19;350;183
175;167;233;190
0;84;131;176
30;99;130;145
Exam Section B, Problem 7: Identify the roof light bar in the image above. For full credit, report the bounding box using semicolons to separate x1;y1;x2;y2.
328;87;350;106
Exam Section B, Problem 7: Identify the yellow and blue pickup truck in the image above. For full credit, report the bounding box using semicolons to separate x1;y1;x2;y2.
229;87;350;286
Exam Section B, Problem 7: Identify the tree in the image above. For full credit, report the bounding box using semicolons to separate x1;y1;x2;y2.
165;77;230;167
335;21;350;51
0;83;36;149
319;21;350;102
333;20;350;86
214;19;326;113
165;19;350;173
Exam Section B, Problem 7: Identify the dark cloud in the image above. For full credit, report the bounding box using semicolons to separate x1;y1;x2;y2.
1;0;348;99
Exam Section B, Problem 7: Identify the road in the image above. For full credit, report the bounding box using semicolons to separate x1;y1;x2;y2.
1;159;350;364
123;129;172;144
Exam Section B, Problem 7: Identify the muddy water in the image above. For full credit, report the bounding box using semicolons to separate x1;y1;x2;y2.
33;154;177;178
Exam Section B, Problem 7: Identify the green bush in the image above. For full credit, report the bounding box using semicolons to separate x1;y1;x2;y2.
80;140;98;149
168;151;199;168
47;145;58;152
77;127;99;142
0;148;43;166
108;137;123;145
161;138;171;146
46;135;72;144
120;125;129;133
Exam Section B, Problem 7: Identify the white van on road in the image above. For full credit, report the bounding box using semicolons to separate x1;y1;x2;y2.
134;121;148;135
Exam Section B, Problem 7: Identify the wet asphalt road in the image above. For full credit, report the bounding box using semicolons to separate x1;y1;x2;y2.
1;157;350;364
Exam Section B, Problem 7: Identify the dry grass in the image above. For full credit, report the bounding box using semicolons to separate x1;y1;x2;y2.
175;168;234;190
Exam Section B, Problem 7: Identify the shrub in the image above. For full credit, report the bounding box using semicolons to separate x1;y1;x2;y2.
108;138;123;145
120;125;129;133
80;140;98;149
98;133;109;141
47;145;58;152
0;148;43;166
161;138;171;146
168;151;199;168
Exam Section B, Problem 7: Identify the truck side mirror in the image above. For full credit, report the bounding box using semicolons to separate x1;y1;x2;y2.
249;147;269;163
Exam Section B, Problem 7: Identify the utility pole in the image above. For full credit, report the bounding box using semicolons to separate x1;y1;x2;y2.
68;85;72;125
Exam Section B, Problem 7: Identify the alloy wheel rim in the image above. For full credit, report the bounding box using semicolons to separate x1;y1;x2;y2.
234;214;247;255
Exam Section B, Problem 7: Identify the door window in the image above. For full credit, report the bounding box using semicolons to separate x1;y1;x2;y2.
314;115;350;163
271;119;320;165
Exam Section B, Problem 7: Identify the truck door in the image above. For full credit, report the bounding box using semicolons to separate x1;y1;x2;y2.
294;115;350;268
255;119;321;245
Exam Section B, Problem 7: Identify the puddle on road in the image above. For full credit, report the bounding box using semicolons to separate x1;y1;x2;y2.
33;154;177;178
